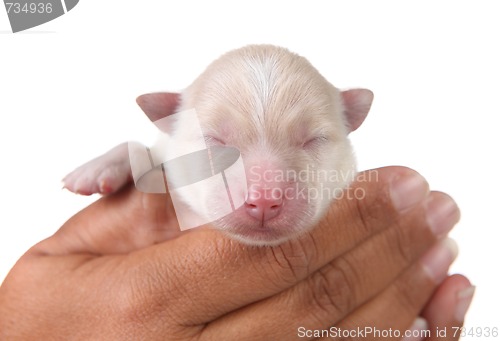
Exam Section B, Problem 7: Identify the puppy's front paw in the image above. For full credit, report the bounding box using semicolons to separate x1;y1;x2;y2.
62;144;131;195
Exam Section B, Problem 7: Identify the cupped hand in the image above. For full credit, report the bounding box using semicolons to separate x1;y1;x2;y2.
0;165;473;340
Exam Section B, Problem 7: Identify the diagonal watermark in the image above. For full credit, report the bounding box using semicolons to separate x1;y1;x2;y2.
128;108;248;231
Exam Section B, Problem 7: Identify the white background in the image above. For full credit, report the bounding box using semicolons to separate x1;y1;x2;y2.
1;0;499;336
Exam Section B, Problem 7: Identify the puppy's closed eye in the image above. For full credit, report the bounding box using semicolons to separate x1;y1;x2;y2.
302;136;328;149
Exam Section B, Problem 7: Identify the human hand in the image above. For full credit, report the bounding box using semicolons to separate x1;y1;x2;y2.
0;166;473;340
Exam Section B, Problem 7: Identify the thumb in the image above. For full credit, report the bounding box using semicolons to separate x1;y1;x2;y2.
34;184;181;256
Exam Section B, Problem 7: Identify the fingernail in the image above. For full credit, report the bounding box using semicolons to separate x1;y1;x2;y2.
390;173;429;212
425;195;460;237
403;317;428;341
420;238;459;283
455;285;475;323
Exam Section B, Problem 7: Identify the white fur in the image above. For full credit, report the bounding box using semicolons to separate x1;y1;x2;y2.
173;45;361;245
64;45;373;246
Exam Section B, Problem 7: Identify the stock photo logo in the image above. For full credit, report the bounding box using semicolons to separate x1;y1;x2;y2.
3;0;78;32
128;109;248;231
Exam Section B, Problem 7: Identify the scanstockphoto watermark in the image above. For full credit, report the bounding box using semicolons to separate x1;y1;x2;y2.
297;326;431;339
248;166;379;202
248;181;369;203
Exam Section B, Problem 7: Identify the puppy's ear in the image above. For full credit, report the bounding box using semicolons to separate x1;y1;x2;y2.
136;92;180;122
341;89;373;132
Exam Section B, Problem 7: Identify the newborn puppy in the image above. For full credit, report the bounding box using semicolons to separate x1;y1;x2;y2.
63;45;373;246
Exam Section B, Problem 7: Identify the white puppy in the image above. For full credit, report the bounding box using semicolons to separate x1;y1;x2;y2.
63;45;373;246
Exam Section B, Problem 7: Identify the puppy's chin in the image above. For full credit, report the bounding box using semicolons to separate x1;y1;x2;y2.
180;181;336;246
209;199;323;246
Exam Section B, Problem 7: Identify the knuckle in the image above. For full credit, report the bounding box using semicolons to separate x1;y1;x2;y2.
261;238;315;287
307;259;356;318
392;223;414;265
392;276;425;314
117;260;207;341
352;191;387;236
118;261;177;328
346;174;395;238
119;275;159;325
353;195;374;235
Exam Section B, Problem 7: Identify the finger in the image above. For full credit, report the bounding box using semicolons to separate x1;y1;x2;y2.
322;238;459;341
39;166;424;257
32;184;181;255
30;167;430;328
198;192;459;340
422;274;474;341
108;167;433;326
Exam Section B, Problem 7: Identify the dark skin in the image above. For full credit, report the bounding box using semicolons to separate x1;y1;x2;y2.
0;95;472;340
0;167;471;340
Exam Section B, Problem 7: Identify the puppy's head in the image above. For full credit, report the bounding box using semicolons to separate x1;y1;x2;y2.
138;45;373;246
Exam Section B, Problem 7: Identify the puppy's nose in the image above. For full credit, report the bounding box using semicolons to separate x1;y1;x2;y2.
245;189;283;222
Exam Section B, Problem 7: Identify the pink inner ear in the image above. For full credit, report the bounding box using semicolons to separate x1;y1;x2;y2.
136;92;180;122
341;89;374;133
